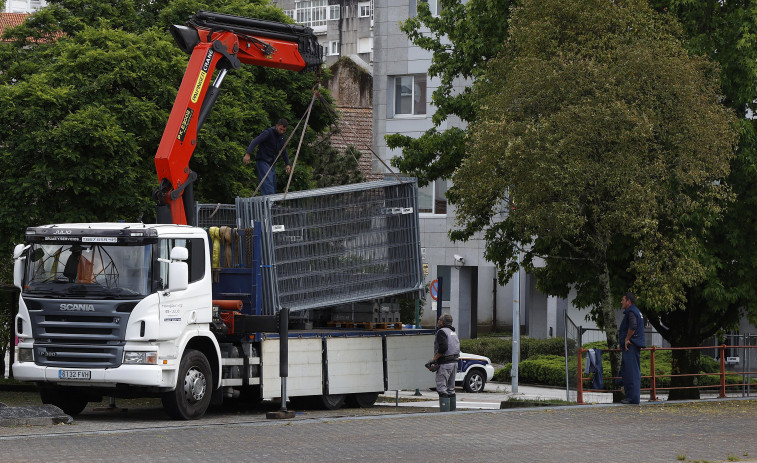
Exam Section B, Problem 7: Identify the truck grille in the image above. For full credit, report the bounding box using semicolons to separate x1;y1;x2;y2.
25;297;134;368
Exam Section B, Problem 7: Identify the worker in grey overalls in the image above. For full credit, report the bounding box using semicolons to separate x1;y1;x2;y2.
432;313;461;412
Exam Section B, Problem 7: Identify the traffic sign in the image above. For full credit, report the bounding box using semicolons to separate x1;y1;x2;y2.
430;279;439;301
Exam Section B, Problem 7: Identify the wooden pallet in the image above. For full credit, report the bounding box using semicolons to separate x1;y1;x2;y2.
326;321;403;330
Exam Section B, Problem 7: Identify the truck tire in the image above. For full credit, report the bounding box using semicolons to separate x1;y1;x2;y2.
162;349;212;420
319;394;346;410
39;385;89;416
347;392;380;408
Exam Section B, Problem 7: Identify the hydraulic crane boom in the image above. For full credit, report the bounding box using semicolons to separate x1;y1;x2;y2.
154;11;323;225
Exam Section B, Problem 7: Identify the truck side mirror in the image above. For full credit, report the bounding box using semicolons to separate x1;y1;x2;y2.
170;246;189;261
13;243;28;290
168;247;189;292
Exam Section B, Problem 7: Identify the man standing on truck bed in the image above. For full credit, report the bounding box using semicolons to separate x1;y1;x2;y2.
243;118;292;195
432;313;461;412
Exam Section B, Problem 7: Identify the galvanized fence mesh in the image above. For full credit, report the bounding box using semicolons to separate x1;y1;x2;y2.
195;203;238;229
237;180;424;314
710;333;756;397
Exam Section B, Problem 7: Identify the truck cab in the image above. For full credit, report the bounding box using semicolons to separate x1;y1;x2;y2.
13;223;221;417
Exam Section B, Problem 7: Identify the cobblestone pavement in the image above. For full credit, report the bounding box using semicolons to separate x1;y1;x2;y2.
1;398;757;462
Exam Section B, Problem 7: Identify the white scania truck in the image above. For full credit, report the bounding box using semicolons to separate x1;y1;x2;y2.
10;12;433;420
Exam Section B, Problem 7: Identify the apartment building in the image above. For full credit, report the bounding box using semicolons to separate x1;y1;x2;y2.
270;0;374;66
372;0;571;339
3;0;45;13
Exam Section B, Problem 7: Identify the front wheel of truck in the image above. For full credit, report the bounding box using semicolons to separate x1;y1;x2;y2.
162;349;212;420
39;385;89;416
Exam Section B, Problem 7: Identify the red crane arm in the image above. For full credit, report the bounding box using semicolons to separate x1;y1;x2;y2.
154;11;322;225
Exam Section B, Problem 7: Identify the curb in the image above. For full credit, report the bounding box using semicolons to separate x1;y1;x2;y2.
0;403;72;427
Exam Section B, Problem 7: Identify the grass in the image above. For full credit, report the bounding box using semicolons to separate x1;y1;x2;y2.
0;377;31;386
374;396;430;404
506;397;572;405
674;455;741;462
0;390;41;407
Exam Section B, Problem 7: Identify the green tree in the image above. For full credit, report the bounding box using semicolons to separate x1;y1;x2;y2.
639;0;757;399
393;0;756;400
0;0;355;260
309;144;365;188
384;0;514;186
449;0;737;397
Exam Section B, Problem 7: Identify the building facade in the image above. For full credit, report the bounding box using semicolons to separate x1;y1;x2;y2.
372;0;571;339
3;0;45;13
270;0;374;66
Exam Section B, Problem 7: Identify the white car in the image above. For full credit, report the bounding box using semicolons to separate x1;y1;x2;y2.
455;352;495;393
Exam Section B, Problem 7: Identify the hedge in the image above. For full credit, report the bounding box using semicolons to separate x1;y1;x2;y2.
491;348;756;389
493;356;576;387
460;336;576;365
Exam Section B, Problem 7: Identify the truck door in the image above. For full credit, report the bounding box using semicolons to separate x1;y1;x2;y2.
156;238;209;340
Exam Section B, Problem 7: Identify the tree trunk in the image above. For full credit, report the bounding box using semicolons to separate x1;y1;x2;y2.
646;293;731;401
668;347;702;400
596;262;623;402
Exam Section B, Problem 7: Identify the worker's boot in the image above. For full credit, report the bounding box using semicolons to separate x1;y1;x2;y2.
449;393;456;411
438;396;450;412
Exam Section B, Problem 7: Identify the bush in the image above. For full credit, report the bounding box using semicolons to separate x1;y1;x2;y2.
460;337;511;364
579;349;752;390
460;336;576;364
491;347;757;390
523;337;576;358
493;355;577;387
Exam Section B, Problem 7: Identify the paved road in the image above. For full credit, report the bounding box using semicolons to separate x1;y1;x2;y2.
1;396;757;462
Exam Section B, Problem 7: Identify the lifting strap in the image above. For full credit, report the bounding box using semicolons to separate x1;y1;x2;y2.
252;84;404;199
251;93;315;197
283;91;317;199
314;92;404;184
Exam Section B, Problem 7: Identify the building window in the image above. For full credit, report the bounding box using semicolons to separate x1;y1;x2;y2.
283;9;295;20
393;74;427;116
328;5;340;20
358;37;373;54
328;40;340;56
295;0;328;28
425;0;439;16
359;1;372;18
410;0;438;17
418;180;448;215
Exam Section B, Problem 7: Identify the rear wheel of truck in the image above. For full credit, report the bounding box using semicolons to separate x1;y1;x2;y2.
39;385;89;416
347;392;380;408
162;349;212;420
319;394;346;410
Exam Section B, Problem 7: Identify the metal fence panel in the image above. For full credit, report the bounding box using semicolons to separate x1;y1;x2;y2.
195;203;238;228
236;180;424;314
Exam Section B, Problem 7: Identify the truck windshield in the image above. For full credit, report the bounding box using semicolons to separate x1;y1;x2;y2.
24;243;152;298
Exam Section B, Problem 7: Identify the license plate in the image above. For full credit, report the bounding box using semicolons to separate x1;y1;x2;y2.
59;370;91;380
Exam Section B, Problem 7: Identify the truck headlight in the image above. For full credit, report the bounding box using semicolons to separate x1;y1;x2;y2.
17;347;33;363
123;351;158;365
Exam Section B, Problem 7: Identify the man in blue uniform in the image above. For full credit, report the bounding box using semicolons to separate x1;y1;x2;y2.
618;292;645;404
243;119;291;195
432;313;461;412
